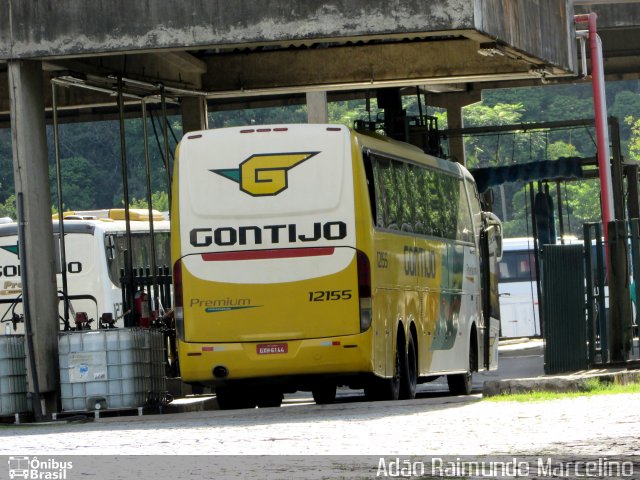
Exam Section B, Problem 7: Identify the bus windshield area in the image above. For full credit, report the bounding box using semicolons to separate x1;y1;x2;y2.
105;232;171;288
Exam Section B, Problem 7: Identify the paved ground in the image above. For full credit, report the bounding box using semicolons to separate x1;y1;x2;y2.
1;339;639;479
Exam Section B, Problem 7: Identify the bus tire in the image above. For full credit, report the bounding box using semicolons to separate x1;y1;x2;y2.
256;390;283;408
447;337;476;396
364;343;402;401
399;332;417;400
312;383;337;405
215;386;256;410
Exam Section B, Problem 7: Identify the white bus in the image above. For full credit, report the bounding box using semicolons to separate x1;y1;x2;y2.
0;209;170;334
498;238;540;337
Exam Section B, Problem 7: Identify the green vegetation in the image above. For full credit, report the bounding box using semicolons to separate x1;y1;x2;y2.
0;80;640;235
486;378;640;402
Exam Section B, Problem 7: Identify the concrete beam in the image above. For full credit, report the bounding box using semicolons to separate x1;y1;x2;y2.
474;0;576;73
0;0;475;58
201;39;551;96
0;1;575;76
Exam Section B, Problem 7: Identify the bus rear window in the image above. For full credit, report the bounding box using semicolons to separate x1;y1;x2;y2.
499;250;536;282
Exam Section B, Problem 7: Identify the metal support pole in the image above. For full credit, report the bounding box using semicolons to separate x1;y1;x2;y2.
575;14;614;232
160;86;172;208
630;219;640;356
556;181;565;243
607;220;632;362
626;164;640;221
609;117;625;221
141;99;159;311
594;224;608;363
117;78;135;326
584;225;596;366
51;82;71;330
529;182;544;338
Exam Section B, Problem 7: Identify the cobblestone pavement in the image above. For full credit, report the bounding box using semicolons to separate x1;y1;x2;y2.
2;340;640;479
2;391;639;457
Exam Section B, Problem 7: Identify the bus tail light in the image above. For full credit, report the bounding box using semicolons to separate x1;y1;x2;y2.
173;259;185;341
357;250;372;332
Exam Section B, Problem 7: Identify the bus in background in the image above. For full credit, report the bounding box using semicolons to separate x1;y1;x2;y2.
498;238;540;338
172;124;502;409
0;209;170;334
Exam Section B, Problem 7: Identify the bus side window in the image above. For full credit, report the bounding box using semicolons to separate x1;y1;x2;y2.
456;179;473;243
362;151;378;226
378;156;399;229
464;179;483;241
372;155;391;228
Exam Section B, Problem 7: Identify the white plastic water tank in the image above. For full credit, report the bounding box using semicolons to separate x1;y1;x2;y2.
0;335;30;415
58;329;165;411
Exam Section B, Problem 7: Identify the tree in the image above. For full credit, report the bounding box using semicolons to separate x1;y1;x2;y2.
462;102;526;168
130;191;169;212
49;156;100;211
0;194;16;219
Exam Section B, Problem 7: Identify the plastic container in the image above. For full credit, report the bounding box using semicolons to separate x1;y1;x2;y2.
0;335;30;415
58;329;165;411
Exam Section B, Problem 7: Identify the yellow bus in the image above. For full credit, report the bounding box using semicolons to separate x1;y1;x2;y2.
171;124;501;409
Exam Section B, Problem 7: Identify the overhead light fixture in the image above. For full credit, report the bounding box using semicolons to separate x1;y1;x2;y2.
477;42;506;57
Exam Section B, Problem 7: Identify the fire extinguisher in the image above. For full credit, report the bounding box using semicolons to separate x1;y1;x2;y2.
134;289;150;328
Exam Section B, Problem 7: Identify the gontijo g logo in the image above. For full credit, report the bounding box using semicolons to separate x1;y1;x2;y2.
212;152;319;196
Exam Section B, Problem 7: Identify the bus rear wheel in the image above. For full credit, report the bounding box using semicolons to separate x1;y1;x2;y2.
312;383;337;405
399;333;417;400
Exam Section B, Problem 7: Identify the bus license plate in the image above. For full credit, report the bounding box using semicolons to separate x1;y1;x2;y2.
256;343;288;355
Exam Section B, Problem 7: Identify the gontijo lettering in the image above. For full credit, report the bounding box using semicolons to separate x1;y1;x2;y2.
190;221;347;247
404;246;437;278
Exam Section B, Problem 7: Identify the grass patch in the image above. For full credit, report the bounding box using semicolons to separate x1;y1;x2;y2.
485;378;640;402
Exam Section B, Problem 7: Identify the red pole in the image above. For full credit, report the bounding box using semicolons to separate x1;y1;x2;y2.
575;13;614;238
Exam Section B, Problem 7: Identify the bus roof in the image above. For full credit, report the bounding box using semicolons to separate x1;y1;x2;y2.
0;218;170;238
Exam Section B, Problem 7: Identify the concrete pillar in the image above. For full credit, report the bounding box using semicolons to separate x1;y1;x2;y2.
428;90;481;166
306;91;328;124
446;105;466;166
181;96;208;134
8;60;59;416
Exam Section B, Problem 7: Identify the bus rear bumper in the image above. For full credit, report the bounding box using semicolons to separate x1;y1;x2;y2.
178;331;373;387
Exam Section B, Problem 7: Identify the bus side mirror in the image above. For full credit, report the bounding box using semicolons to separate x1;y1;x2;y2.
482;211;503;260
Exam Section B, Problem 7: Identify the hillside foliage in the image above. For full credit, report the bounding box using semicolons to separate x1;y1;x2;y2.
0;80;640;237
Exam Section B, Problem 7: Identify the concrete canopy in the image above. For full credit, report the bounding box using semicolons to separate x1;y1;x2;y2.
0;0;577;116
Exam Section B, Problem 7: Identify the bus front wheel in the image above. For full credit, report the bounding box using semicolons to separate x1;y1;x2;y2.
447;338;476;396
364;342;402;401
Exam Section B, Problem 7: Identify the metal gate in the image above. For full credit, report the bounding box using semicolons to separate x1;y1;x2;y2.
542;244;588;374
